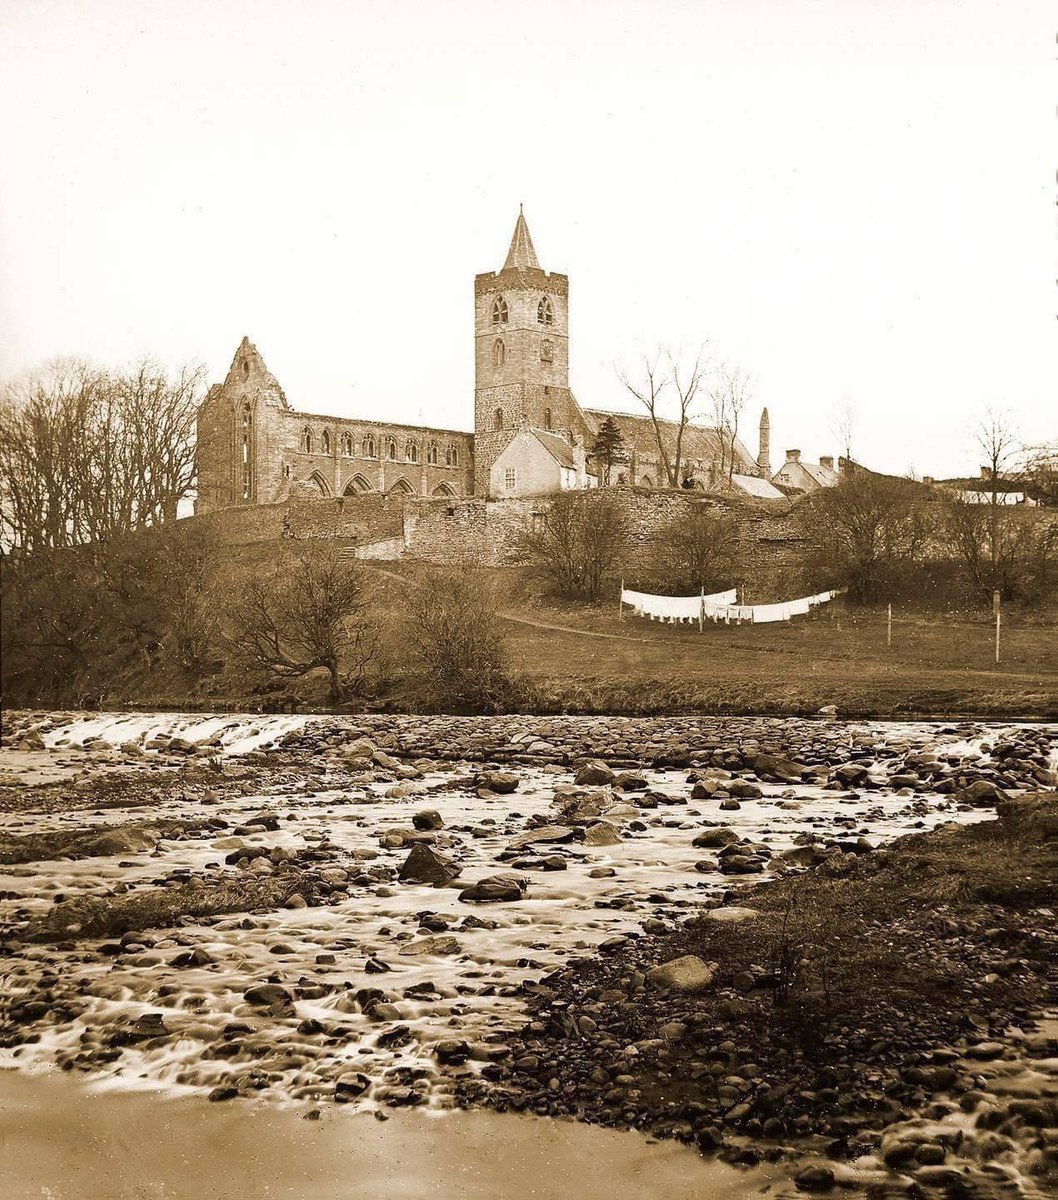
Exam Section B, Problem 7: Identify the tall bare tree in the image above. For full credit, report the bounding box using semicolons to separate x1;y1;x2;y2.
708;361;753;483
519;491;628;601
830;396;856;464
617;345;707;488
0;357;203;553
226;542;378;702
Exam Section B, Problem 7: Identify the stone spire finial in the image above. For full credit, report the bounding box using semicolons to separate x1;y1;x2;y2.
503;207;540;271
757;406;771;478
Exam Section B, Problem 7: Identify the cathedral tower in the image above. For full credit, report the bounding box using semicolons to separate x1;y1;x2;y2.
473;208;580;493
758;406;771;478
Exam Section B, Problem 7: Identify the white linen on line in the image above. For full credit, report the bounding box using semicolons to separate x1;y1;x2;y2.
623;586;841;625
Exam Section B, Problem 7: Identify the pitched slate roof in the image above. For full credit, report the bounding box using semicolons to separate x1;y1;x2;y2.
731;473;785;500
531;427;577;468
581;408;756;473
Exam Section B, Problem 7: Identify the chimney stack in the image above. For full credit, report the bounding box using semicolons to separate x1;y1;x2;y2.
923;475;934;486
786;449;801;463
819;455;834;470
980;465;992;480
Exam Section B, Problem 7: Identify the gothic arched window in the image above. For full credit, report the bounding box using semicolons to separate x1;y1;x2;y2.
321;430;331;455
544;406;553;431
491;296;508;326
493;408;504;431
241;403;253;500
340;433;353;456
537;296;553;326
301;428;312;453
446;443;459;467
362;435;376;458
427;442;438;465
493;338;505;368
386;438;397;461
406;440;418;463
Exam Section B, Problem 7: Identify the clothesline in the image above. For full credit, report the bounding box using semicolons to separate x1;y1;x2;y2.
620;586;842;626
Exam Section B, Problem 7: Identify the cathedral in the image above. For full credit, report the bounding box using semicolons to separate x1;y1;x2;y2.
194;210;765;514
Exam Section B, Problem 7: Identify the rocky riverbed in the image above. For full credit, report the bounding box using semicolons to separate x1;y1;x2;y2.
1;710;1056;1197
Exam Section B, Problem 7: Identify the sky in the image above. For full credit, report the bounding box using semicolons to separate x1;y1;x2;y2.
0;0;1054;479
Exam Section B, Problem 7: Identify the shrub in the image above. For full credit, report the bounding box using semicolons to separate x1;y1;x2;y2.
402;568;523;712
519;491;628;601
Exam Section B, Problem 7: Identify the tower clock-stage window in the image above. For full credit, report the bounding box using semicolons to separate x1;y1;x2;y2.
386;438;397;461
491;296;508;326
362;435;376;458
493;408;504;431
537;296;553;326
492;338;505;368
540;338;553;363
301;428;312;453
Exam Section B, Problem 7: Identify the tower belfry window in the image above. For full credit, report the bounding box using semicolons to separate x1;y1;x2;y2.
537;296;553;325
491;296;508;326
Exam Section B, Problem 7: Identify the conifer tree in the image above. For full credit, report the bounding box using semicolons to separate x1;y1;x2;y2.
590;416;627;485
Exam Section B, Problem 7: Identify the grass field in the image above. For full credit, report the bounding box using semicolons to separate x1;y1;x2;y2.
25;545;1051;720
495;598;1058;717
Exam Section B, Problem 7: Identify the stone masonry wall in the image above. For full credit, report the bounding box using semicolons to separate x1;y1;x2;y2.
187;488;815;600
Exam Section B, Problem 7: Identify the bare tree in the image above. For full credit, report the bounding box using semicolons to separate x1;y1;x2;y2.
830;396;856;463
403;568;516;712
801;469;930;602
519;491;628;601
708;361;753;483
652;506;739;593
226;542;377;702
0;357;203;554
617;346;707;488
1021;441;1058;506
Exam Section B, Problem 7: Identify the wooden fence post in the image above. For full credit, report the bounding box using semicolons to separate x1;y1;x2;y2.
887;603;892;649
993;590;1001;664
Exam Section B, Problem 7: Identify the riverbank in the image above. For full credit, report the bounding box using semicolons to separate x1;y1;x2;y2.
456;793;1058;1193
1;712;1055;1196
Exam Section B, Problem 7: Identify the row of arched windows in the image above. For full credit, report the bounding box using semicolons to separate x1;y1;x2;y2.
490;294;555;327
302;471;458;500
299;427;460;466
491;337;554;367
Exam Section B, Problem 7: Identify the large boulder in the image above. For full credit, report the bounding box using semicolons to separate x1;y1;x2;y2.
753;753;806;783
582;821;622;846
957;779;1011;807
574;761;616;786
243;984;296;1017
645;955;714;993
506;825;577;850
398;844;461;886
459;874;527;903
478;771;520;794
693;827;740;849
832;762;869;787
412;810;444;831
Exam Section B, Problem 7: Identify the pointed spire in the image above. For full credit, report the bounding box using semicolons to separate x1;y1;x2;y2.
503;205;540;271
